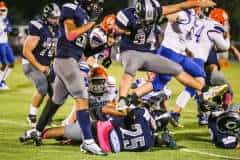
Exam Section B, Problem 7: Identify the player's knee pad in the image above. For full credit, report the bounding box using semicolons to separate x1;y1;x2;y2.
36;79;48;96
52;93;67;105
210;70;227;85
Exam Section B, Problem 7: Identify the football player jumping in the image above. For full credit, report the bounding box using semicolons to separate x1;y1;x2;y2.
113;0;229;112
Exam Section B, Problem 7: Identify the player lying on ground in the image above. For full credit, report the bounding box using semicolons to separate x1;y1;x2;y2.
31;93;177;152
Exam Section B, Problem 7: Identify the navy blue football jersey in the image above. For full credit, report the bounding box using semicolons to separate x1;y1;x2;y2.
28;19;60;66
111;108;155;151
208;113;238;149
116;8;161;52
56;3;89;61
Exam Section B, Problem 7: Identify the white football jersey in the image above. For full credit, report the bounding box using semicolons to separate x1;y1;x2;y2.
89;27;107;49
161;9;197;55
186;18;230;62
0;17;9;43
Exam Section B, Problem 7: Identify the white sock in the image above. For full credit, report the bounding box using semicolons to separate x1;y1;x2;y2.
176;90;191;109
84;139;94;144
3;68;12;81
29;104;38;115
0;71;3;82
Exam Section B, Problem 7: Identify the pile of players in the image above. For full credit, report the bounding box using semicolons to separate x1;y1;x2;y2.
18;0;240;155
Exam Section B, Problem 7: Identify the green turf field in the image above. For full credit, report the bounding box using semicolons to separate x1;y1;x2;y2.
0;61;239;160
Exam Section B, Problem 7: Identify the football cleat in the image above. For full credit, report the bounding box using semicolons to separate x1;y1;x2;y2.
80;140;107;155
202;84;228;101
19;128;42;146
161;131;177;149
169;112;183;128
31;129;42;146
0;81;9;90
19;129;35;143
27;114;37;127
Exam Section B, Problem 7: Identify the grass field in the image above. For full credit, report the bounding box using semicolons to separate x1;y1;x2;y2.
0;60;240;160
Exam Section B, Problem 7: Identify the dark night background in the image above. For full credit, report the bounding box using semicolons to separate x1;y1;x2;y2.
2;0;240;41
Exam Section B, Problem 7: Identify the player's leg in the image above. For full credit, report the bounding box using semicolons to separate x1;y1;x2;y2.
172;58;206;124
54;58;105;154
19;74;68;145
42;126;65;139
118;50;145;110
42;123;83;142
142;52;205;91
22;63;48;126
62;105;77;126
119;50;145;97
0;44;9;89
2;44;15;83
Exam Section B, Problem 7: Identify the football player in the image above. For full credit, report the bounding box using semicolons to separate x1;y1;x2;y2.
22;3;61;127
0;1;15;90
114;0;228;112
62;66;120;126
171;8;231;125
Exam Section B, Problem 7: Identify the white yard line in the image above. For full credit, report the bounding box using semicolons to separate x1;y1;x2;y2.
0;119;28;127
180;148;240;160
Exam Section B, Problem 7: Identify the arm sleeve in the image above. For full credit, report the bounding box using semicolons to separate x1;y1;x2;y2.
116;9;132;31
5;19;12;32
208;31;230;51
176;11;189;24
28;21;42;37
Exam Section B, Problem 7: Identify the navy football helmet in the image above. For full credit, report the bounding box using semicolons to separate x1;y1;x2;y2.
41;3;60;27
42;3;60;20
135;0;162;25
216;111;240;137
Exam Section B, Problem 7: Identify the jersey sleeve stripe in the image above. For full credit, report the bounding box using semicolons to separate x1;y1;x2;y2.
62;3;77;10
116;11;129;27
30;20;43;30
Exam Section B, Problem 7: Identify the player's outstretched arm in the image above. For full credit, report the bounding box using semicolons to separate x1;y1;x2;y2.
102;102;127;116
162;0;216;16
230;45;240;62
64;19;95;41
